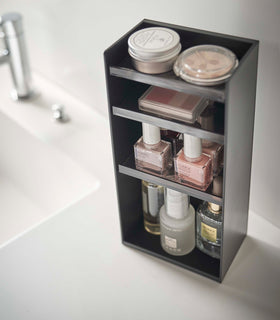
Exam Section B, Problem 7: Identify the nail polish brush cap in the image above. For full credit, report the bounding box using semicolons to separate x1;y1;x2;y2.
212;176;223;196
209;176;223;213
199;109;214;131
183;133;202;158
142;123;161;145
166;188;189;219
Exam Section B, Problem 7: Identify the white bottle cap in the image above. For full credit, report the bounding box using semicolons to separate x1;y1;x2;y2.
166;188;189;219
142;123;161;145
183;133;202;158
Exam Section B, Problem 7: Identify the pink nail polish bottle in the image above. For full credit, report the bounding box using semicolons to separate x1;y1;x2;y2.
198;105;224;176
174;134;213;191
198;104;216;148
202;142;224;176
134;123;172;175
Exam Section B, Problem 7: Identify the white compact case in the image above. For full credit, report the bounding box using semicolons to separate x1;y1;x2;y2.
128;27;181;74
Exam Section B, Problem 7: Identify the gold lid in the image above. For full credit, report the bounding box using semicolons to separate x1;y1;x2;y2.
208;202;222;214
199;111;214;131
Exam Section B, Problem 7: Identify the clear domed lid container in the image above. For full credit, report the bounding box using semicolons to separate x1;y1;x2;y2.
173;45;238;85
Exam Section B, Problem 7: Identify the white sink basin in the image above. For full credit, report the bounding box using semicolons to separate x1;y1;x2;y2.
0;99;100;248
0;66;109;175
0;67;111;248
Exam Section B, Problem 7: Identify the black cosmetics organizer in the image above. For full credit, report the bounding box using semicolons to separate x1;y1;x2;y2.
104;19;258;282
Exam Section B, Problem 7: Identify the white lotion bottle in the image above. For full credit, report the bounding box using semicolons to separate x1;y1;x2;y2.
160;188;195;256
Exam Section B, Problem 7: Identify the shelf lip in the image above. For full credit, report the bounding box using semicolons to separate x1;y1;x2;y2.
110;66;226;103
113;106;224;144
123;240;221;282
119;161;223;206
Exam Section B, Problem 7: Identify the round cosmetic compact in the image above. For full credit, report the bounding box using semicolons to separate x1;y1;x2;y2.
128;27;181;74
173;45;238;86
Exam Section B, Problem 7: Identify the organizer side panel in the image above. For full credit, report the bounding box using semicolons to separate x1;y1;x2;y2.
221;44;259;280
104;45;143;239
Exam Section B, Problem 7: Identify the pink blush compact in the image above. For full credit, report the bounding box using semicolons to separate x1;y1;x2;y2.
139;86;209;123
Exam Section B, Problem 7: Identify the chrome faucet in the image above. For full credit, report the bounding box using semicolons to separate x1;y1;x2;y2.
0;12;33;100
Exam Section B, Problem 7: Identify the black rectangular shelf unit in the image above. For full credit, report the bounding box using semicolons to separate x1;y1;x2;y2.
104;19;258;282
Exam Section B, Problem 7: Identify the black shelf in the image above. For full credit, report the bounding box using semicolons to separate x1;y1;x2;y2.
112;81;225;144
113;106;224;144
123;227;220;282
110;56;226;103
119;154;223;206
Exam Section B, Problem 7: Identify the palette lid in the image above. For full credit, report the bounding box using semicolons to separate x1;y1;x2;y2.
139;86;209;123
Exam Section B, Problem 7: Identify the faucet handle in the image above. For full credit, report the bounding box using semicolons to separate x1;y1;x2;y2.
52;104;70;123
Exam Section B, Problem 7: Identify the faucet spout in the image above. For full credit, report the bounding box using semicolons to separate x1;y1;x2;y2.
0;12;33;99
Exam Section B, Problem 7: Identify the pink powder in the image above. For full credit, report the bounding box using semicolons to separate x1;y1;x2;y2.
145;87;176;104
143;87;202;112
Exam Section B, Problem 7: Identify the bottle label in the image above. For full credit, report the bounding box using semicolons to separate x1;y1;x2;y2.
201;222;217;243
176;152;206;184
135;144;162;167
164;235;177;249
